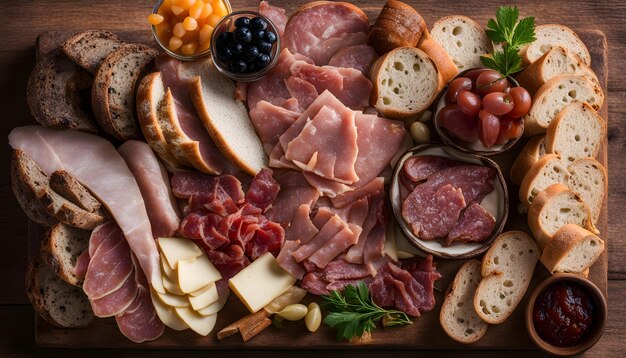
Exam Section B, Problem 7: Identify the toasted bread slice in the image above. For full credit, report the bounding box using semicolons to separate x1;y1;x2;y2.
521;25;591;66
510;135;546;186
567;158;607;224
41;223;90;286
61;30;125;74
474;231;539;325
546;102;605;162
27;48;98;133
440;260;488;343
430;15;493;71
540;224;605;275
49;170;102;213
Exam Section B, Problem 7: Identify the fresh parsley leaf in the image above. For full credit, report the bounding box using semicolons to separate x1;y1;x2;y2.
511;16;537;49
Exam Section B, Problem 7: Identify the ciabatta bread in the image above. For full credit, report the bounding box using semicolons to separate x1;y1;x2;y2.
545;102;605;162
418;29;459;86
10;149;56;226
61;30;125;74
41;223;90;286
521;25;591;66
430;16;493;71
510;135;546;186
440;260;488;343
540;224;605;275
368;0;426;54
474;231;539;325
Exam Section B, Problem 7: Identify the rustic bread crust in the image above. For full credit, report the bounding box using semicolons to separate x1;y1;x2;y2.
40;223;90;286
61;30;125;74
510;135;546;186
10;150;57;226
368;0;426;54
518;153;568;207
521;25;591;66
39;189;108;230
418;30;459;88
540;224;605;275
545;102;605;161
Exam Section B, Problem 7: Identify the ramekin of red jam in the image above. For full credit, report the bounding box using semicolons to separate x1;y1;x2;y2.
526;274;607;356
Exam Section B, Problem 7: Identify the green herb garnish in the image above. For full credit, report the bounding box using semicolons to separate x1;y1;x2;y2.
321;282;412;341
480;6;536;77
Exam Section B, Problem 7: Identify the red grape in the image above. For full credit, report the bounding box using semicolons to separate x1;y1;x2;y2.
475;70;508;95
508;87;532;118
438;105;478;143
478;110;501;147
456;90;482;117
464;68;490;82
496;116;524;145
445;77;473;104
483;92;514;115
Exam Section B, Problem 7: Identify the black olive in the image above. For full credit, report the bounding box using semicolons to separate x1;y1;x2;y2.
253;30;266;41
230;59;247;73
217;32;234;46
234;17;250;28
216;46;233;62
233;26;252;44
244;45;260;61
257;54;271;67
257;41;272;54
230;42;244;56
264;31;277;44
250;17;268;31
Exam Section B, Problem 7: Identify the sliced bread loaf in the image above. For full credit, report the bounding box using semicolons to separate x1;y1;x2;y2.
39;189;108;230
510;135;546;186
516;46;599;95
474;231;539;325
430;16;493;71
521;25;591;66
91;43;159;140
10;149;56;226
418;29;459;86
41;223;90;286
440;260;488;343
523;75;604;136
61;30;125;74
27;48;98;133
540;224;605;275
527;183;597;248
567;158;607;224
546;102;605;162
369;47;440;119
519;153;569;206
49;170;102;213
26;256;93;328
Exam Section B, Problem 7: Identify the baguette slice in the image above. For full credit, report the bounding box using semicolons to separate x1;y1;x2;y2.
26;256;93;328
527;183;597;248
474;231;539;324
540;224;605;275
61;30;125;74
524;75;604;136
49;170;102;213
510;135;546;186
515;46;599;95
546;102;605;162
41;223;90;286
10;149;56;226
418;29;459;86
440;260;488;343
567;158;607;224
430;16;493;71
521;25;591;66
519;153;569;206
369;47;440;119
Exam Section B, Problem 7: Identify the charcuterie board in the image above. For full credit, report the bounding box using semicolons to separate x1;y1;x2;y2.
27;0;608;346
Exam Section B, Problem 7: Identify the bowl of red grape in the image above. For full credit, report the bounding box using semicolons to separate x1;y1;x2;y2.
433;68;532;155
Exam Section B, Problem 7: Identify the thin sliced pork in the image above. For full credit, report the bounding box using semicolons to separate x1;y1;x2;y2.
328;44;379;75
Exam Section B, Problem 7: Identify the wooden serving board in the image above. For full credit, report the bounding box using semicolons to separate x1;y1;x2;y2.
29;21;608;349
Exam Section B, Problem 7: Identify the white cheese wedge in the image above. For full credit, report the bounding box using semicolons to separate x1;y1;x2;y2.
384;222;399;262
150;289;189;331
161;254;176;279
178;254;222;294
157;237;203;270
188;283;219;310
163;271;185;295
175;307;217;336
229;252;296;313
157;290;189;307
197;291;229;316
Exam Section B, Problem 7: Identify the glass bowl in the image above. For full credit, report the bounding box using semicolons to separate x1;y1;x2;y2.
210;10;281;82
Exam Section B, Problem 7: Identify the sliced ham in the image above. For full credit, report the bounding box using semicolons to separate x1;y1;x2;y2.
118;140;181;238
9;126;164;293
331;177;384;208
283;204;318;242
292;215;345;262
345;185;385;264
301;172;352;198
88;221;118;257
265;171;320;227
446;203;496;246
259;1;287;38
72;250;89;279
249;101;300;154
277;240;306;280
90;272;139;317
115;286;164;343
307;223;360;269
285;77;318;112
328;44;379;75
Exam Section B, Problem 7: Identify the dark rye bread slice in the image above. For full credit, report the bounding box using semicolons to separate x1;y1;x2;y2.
41;223;90;286
49;170;102;213
10;149;56;226
92;43;159;140
62;30;126;74
39;189;108;230
27;48;98;133
26;256;93;328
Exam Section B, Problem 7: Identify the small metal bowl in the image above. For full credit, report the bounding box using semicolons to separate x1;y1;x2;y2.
433;68;524;156
389;144;509;259
210;11;281;82
525;274;607;356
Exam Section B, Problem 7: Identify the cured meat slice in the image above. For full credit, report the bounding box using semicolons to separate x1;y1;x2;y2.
301;172;352;198
277;240;306;280
265;171;320;227
72;250;90;279
285;77;318;112
88;221;118;257
403;255;441;312
84;227;133;299
328;44;379;75
115;285;164;343
323;256;388;281
446;203;496;246
305;32;369;67
284;2;370;65
301;272;330;295
292;215;345;262
311;207;335;230
331;177;384;208
402;184;466;240
245;168;280;211
259;1;287;38
245;220;284;259
171;172;244;203
205;245;250;279
307;223;360;269
401;156;460;188
362;217;387;275
249;101;300;154
118;140;181;238
234;82;247;102
90;272;139;317
345;187;385;264
325;277;374;292
284;204;318;242
423;165;496;204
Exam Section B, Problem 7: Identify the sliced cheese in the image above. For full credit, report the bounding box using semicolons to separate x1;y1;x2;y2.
150;289;189;331
157;289;189;308
157;237;203;270
175;307;217;336
161;254;176;279
178;254;222;294
188;282;219;310
229;252;296;313
163;271;185;295
197;291;229;316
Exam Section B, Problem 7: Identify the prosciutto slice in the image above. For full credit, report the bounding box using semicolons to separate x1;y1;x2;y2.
90;273;138;317
307;224;360;269
265;171;319;227
115;270;164;343
285;77;318;112
249;101;300;154
9;126;164;293
292;215;345;262
284;204;318;242
328;44;379;75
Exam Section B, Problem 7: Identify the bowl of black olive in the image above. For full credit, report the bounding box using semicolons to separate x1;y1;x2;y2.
210;10;280;81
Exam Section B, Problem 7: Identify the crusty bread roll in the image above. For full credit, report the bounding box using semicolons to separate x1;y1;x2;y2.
520;24;591;66
540;224;605;275
368;0;426;55
510;135;546;186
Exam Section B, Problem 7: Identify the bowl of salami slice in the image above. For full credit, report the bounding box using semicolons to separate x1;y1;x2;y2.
389;144;509;259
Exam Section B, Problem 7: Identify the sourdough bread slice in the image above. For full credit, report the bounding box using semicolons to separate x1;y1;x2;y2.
430;16;493;71
62;30;126;74
510;135;546;186
523;75;604;136
474;231;539;325
515;46;599;95
10;149;56;226
540;224;605;275
49;170;102;213
519;153;569;206
567;158;607;224
418;29;459;86
546;102;605;163
41;223;90;286
527;183;597;248
26;256;93;328
440;260;488;343
369;47;440;119
521;25;591;66
27;48;98;133
91;43;159;140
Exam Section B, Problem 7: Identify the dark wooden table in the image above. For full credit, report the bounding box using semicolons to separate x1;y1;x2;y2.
1;0;625;356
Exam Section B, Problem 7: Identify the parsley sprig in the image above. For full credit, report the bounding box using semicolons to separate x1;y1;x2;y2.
480;6;536;77
321;282;412;341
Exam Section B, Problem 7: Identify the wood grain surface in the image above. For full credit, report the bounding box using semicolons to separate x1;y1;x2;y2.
1;0;625;357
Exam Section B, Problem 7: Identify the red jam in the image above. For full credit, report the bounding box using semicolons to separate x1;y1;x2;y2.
532;282;595;347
